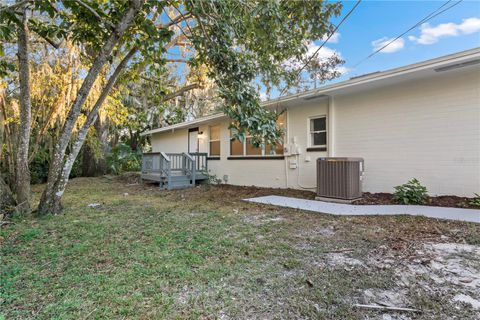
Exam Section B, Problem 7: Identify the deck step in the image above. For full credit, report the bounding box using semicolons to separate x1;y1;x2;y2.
170;175;191;181
164;175;193;190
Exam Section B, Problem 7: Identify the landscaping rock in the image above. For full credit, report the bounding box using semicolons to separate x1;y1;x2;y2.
453;294;480;310
326;253;363;268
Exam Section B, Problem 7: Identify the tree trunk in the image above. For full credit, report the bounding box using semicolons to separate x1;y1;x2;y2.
15;1;32;213
0;177;16;217
37;3;142;215
0;103;16;189
128;127;139;151
0;92;4;160
38;46;138;214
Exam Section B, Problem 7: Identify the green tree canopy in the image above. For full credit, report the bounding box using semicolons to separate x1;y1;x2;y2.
0;0;344;214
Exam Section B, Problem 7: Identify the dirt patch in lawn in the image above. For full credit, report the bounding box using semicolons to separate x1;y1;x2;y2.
113;171;142;184
201;183;317;201
138;181;317;207
354;192;479;209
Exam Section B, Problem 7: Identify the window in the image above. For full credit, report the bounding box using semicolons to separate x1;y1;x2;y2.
246;134;262;155
267;113;285;155
209;125;221;156
230;130;244;156
229;113;286;157
309;116;327;147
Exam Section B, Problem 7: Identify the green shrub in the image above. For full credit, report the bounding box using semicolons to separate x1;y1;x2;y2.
106;144;141;175
30;147;83;183
393;178;428;205
70;155;83;179
470;193;480;207
30;148;50;184
203;170;222;185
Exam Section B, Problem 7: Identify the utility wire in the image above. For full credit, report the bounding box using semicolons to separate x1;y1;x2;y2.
353;0;463;68
279;0;363;97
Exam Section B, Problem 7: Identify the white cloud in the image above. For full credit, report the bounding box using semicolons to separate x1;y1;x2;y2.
259;91;268;101
322;32;340;43
282;42;348;77
371;37;405;53
409;17;480;45
335;65;350;75
306;43;339;60
306;42;349;75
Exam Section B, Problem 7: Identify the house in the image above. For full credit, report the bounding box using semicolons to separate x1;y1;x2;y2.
141;48;480;196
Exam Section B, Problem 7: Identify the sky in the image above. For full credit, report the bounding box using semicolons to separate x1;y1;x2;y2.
320;0;479;79
265;0;480;99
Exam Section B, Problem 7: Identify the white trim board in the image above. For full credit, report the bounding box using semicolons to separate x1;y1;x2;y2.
142;48;480;136
244;195;480;223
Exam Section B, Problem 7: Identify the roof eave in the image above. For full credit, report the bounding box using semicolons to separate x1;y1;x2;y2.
142;47;480;136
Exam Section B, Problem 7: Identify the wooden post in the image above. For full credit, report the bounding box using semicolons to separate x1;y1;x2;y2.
191;159;196;187
182;155;186;175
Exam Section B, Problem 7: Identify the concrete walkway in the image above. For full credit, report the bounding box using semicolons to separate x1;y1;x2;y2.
244;195;480;223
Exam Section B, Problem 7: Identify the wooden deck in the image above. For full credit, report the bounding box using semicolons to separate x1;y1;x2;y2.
141;152;208;189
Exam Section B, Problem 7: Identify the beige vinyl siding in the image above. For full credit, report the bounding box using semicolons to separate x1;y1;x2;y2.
332;69;480;196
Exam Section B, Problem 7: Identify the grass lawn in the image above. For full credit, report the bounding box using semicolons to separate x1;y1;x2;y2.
1;176;479;319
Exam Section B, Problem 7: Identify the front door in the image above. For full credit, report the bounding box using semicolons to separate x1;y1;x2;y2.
188;128;199;153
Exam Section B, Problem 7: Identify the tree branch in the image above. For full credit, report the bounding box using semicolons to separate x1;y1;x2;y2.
82;47;139;138
33;32;62;49
167;2;194;37
165;58;188;63
38;0;144;215
158;11;192;29
0;0;32;13
139;75;163;85
160;83;201;102
73;0;115;29
52;46;139;199
165;33;189;50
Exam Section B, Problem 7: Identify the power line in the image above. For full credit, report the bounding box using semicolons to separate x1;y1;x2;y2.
353;0;463;68
279;0;363;96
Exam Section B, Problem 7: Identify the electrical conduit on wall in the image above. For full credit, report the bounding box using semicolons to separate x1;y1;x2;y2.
294;95;335;190
296;154;317;190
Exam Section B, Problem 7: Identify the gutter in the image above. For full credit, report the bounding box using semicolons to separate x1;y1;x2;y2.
142;47;480;136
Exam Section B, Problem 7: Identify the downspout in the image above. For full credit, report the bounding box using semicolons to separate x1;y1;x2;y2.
284;108;289;188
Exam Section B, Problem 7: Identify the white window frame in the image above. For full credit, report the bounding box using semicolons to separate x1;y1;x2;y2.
230;133;259;156
230;132;285;157
245;133;265;156
209;125;221;156
308;115;327;147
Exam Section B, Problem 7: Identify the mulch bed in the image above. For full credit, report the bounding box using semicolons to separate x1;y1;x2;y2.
133;173;479;210
354;192;478;209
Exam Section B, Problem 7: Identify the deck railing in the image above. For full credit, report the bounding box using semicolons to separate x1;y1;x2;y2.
165;153;184;173
183;153;196;182
142;152;208;189
142;153;161;173
189;152;208;173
